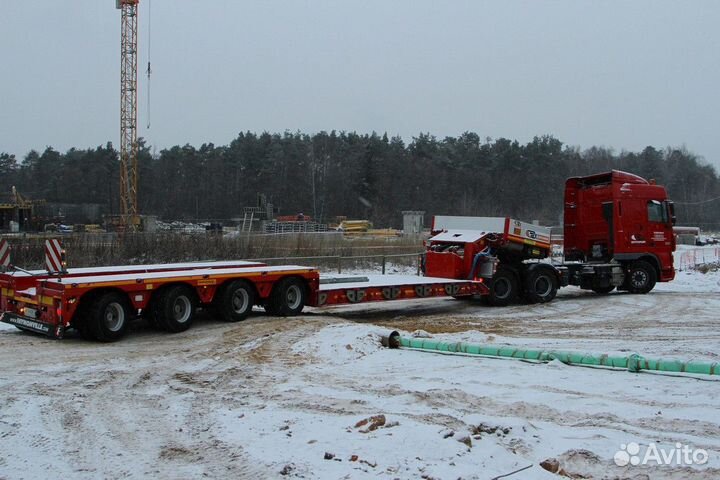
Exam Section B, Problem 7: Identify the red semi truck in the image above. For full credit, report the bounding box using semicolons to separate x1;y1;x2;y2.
425;170;676;305
0;170;674;342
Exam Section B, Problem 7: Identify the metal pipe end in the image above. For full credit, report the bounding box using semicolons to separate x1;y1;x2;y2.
381;331;401;349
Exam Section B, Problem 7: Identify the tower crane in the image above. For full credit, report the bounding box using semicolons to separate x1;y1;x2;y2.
116;0;140;230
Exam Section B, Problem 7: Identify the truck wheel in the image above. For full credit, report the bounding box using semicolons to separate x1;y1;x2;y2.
591;285;615;294
487;266;519;306
523;268;558;304
265;277;307;316
215;280;255;322
154;285;197;333
87;292;131;342
627;261;657;294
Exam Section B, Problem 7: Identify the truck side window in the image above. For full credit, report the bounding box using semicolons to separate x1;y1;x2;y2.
647;200;666;223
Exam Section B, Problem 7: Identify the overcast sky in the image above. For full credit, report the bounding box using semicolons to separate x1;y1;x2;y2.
1;1;719;167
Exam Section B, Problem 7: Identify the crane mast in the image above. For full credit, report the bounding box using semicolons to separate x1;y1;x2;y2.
117;0;140;230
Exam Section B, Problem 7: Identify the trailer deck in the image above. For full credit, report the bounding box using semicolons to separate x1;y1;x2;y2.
316;274;485;306
0;259;488;341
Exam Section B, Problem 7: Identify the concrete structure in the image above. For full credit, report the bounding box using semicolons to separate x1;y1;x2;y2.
402;211;424;235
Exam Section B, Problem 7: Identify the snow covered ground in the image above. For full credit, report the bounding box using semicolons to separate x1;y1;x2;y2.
0;249;719;479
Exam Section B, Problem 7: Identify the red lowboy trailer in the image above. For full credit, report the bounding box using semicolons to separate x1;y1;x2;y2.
0;255;487;342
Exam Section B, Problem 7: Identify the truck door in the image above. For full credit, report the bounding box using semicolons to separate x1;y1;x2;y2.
602;202;614;258
646;200;670;245
646;199;675;280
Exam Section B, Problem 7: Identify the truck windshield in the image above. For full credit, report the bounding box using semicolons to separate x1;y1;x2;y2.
647;200;667;223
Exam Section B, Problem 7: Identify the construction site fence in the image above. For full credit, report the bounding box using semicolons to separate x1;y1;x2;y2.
251;252;425;275
676;247;720;271
0;232;425;271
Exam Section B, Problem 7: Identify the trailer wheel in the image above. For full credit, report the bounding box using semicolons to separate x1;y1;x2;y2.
627;260;657;294
265;277;306;316
154;285;197;333
87;292;131;342
215;280;255;322
523;268;558;304
487;266;519;306
72;300;96;340
144;303;160;329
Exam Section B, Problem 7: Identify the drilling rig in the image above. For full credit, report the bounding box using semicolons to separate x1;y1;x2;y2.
116;0;140;230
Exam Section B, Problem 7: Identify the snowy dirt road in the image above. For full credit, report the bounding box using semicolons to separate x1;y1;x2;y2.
1;269;719;479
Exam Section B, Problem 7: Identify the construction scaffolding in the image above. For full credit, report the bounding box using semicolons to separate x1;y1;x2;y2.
0;187;45;231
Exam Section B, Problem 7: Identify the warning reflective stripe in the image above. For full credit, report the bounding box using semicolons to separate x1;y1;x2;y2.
45;239;64;273
0;239;10;267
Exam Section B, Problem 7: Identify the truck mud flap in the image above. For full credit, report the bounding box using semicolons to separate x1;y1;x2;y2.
1;313;56;337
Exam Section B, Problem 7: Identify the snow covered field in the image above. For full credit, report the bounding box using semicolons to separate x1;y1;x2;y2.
1;250;719;479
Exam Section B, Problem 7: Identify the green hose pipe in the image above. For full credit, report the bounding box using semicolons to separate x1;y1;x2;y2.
381;331;720;376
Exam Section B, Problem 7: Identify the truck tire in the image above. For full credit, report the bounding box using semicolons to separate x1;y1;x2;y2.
626;260;657;294
487;266;519;306
153;285;197;333
215;280;255;322
87;292;131;342
265;277;307;316
523;268;558;304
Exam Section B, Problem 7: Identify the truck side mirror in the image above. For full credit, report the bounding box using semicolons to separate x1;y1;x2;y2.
666;201;676;226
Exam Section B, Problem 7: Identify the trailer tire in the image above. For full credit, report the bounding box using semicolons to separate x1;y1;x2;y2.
144;305;160;329
523;268;558;304
87;292;131;342
153;285;197;333
487;266;519;306
265;277;306;316
215;280;255;322
627;260;657;294
72;298;96;340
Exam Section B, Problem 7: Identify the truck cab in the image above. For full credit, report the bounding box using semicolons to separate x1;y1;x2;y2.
564;170;676;291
